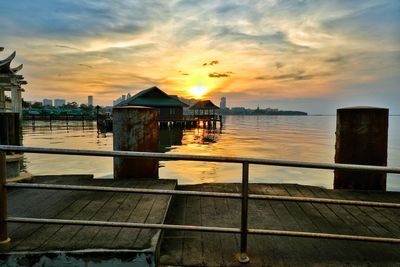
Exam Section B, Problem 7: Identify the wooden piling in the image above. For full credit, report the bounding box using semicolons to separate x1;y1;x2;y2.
0;112;21;146
113;106;159;179
334;107;388;190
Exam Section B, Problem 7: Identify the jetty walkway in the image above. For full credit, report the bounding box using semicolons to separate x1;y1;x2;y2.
1;176;399;266
160;183;400;266
1;145;400;266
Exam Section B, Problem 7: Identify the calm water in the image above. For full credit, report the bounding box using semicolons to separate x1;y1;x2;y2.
21;115;400;191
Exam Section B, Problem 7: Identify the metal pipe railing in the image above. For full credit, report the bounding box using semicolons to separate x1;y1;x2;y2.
0;152;9;244
1;145;400;173
6;182;400;208
6;216;400;244
240;162;250;263
1;145;400;263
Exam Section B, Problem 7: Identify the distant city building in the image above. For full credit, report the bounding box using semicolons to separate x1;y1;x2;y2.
88;95;93;106
54;99;66;108
113;95;127;106
220;97;226;109
42;99;53;107
127;93;131;99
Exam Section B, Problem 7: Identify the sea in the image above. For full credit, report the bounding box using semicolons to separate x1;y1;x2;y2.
21;115;400;191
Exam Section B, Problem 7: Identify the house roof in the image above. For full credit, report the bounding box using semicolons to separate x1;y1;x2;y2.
189;100;220;110
117;86;189;107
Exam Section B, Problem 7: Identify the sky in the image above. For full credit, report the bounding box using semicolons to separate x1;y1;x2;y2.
0;0;399;114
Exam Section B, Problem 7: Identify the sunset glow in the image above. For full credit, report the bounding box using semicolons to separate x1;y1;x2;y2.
189;85;208;99
0;0;399;113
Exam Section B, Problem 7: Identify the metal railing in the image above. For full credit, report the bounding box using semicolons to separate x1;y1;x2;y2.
1;145;400;263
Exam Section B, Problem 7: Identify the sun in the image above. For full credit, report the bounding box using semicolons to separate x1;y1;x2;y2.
189;84;208;99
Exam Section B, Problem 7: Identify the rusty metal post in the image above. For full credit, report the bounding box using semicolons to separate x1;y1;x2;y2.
239;161;250;263
113;106;159;179
334;107;389;190
0;151;10;245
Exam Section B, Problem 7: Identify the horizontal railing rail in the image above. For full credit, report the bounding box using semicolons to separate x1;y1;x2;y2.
1;145;400;263
6;182;400;208
6;217;400;244
1;145;400;173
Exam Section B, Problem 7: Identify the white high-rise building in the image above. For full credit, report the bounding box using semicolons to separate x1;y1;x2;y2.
220;97;226;109
88;95;93;106
42;99;53;107
54;99;66;108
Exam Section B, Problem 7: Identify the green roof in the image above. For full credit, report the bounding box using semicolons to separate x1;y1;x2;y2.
124;97;188;107
189;100;220;110
117;86;188;107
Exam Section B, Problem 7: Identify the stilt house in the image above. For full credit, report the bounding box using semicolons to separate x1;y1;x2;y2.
116;86;188;121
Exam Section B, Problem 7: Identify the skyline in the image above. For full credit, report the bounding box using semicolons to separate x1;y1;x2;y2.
0;0;399;114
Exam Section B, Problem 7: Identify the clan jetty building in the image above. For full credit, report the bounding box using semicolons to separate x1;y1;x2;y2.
116;86;188;121
0;48;27;116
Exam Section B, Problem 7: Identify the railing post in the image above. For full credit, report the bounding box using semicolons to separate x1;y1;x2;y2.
0;151;10;245
239;161;250;263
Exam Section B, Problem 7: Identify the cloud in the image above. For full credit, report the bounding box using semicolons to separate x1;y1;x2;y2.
209;72;231;78
324;55;346;63
78;63;93;69
256;70;332;81
0;0;399;113
55;44;82;51
275;62;284;69
203;60;219;66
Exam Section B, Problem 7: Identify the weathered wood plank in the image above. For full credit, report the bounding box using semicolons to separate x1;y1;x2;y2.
134;182;176;249
111;182;158;249
181;187;203;266
308;187;398;264
159;195;186;265
160;183;400;267
4;176;176;254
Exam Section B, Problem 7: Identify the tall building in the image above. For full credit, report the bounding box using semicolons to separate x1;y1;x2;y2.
220;97;226;109
88;95;93;106
113;95;127;106
42;98;53;107
54;99;66;108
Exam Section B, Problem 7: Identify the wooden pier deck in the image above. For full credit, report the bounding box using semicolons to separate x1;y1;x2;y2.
160;183;400;267
0;175;177;266
1;177;399;266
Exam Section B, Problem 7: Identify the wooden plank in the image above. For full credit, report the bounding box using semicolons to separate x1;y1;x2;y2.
181;186;203;266
13;190;101;251
111;182;157;249
296;185;373;262
212;184;241;267
286;185;360;262
279;184;347;262
308;187;394;263
159;195;185;265
321;189;400;263
133;181;176;249
198;187;224;266
57;191;121;250
89;183;142;249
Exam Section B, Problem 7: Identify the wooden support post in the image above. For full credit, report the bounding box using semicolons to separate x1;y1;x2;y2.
11;86;18;113
334;107;388;190
0;151;10;245
0;88;5;111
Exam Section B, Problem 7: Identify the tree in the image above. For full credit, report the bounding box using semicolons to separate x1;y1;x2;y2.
32;102;43;108
64;101;78;109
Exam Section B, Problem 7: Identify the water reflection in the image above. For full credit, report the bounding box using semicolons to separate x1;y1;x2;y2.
159;126;222;152
19;116;400;191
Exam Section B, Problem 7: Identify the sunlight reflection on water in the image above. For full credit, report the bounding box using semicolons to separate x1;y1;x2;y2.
21;116;400;190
